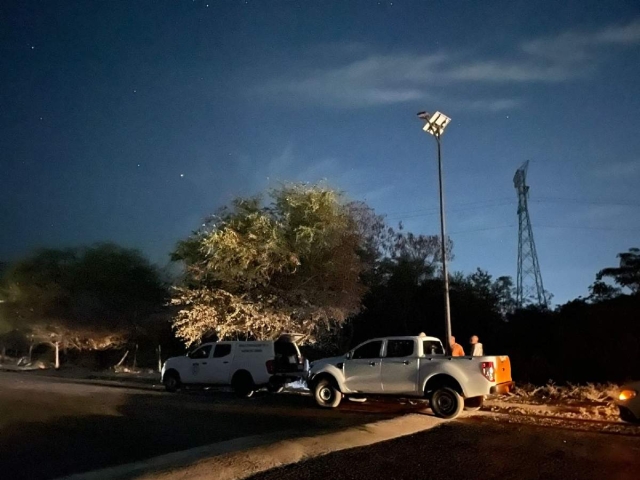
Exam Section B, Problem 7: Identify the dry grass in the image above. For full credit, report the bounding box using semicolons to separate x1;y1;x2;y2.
507;382;619;405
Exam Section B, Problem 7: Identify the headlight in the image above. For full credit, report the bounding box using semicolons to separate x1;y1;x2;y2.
619;390;637;401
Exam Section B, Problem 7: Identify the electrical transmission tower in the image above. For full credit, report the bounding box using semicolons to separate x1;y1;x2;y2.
513;161;547;308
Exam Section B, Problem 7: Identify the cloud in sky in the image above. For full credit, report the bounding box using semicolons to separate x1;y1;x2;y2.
241;142;395;205
260;19;640;109
589;159;640;179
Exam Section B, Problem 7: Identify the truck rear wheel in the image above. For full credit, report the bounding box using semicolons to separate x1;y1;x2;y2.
314;377;342;408
430;387;464;419
232;371;255;398
464;396;484;411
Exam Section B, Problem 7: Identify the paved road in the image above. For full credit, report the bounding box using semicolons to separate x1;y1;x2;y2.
249;417;640;480
0;371;422;480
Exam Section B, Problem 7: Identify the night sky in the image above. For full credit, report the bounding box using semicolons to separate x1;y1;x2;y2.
2;1;640;303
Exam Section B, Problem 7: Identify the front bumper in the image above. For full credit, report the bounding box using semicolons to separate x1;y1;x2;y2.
490;381;515;395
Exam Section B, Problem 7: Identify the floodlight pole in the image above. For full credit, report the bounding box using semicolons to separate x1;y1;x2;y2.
435;133;453;356
418;110;453;355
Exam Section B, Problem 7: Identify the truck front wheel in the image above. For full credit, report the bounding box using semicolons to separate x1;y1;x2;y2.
430;387;464;419
314;377;342;408
163;370;181;393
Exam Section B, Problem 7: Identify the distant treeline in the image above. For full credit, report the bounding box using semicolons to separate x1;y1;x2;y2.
1;184;638;383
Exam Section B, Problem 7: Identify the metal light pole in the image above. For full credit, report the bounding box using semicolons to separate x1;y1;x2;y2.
418;111;453;355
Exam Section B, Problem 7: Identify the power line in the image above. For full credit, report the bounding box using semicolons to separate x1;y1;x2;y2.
382;198;514;218
448;225;516;235
385;200;515;221
536;224;640;233
531;197;640;208
382;196;640;220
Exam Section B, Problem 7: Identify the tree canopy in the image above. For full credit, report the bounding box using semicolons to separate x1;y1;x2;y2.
171;183;380;346
0;243;167;351
596;247;640;294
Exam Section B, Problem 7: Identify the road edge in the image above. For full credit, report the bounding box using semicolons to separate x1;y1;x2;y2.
58;413;453;480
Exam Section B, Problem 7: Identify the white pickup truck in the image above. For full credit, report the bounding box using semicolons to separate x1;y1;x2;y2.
307;334;513;418
161;334;306;397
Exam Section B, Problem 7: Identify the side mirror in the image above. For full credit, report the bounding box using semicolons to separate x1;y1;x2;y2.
346;351;352;360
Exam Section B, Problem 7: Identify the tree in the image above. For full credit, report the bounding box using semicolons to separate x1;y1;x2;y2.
171;183;375;346
0;244;167;366
596;247;640;294
346;223;451;345
588;280;621;302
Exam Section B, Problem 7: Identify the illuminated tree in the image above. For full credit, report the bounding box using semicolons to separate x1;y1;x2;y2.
171;183;373;346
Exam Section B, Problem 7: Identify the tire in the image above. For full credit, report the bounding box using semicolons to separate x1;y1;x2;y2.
163;370;180;393
464;396;484;411
314;377;342;408
430;387;464;419
232;371;255;398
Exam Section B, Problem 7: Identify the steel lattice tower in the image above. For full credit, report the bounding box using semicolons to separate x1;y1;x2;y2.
513;161;547;308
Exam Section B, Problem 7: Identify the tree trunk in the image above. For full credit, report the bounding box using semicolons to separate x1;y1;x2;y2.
54;342;60;369
115;350;129;368
28;342;34;363
157;344;162;373
133;343;138;369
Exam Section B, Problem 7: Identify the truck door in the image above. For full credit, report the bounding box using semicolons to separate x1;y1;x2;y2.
381;339;418;394
343;340;383;393
184;344;213;384
208;343;234;384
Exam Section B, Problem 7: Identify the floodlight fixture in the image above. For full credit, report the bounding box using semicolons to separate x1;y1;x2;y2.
418;111;451;138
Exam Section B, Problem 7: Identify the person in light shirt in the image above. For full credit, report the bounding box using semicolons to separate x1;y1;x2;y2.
469;335;484;356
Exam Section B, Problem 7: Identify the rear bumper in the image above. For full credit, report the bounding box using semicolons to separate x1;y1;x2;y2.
490;381;515;395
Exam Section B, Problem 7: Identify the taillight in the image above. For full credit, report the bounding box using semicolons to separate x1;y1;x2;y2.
481;362;495;382
266;360;275;374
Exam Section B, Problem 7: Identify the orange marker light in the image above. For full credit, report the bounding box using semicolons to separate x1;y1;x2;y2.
619;390;637;401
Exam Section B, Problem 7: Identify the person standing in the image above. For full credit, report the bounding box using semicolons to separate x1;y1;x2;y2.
449;336;465;356
469;335;484;356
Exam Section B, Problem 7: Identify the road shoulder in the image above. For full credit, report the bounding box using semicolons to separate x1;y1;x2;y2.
59;413;452;480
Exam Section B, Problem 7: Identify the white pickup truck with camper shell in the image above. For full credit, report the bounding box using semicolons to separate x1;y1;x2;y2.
161;334;305;397
307;334;513;418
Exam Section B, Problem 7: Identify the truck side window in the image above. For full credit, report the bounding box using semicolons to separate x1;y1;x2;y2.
423;340;444;355
213;344;232;358
189;345;212;359
386;340;414;358
352;341;383;360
